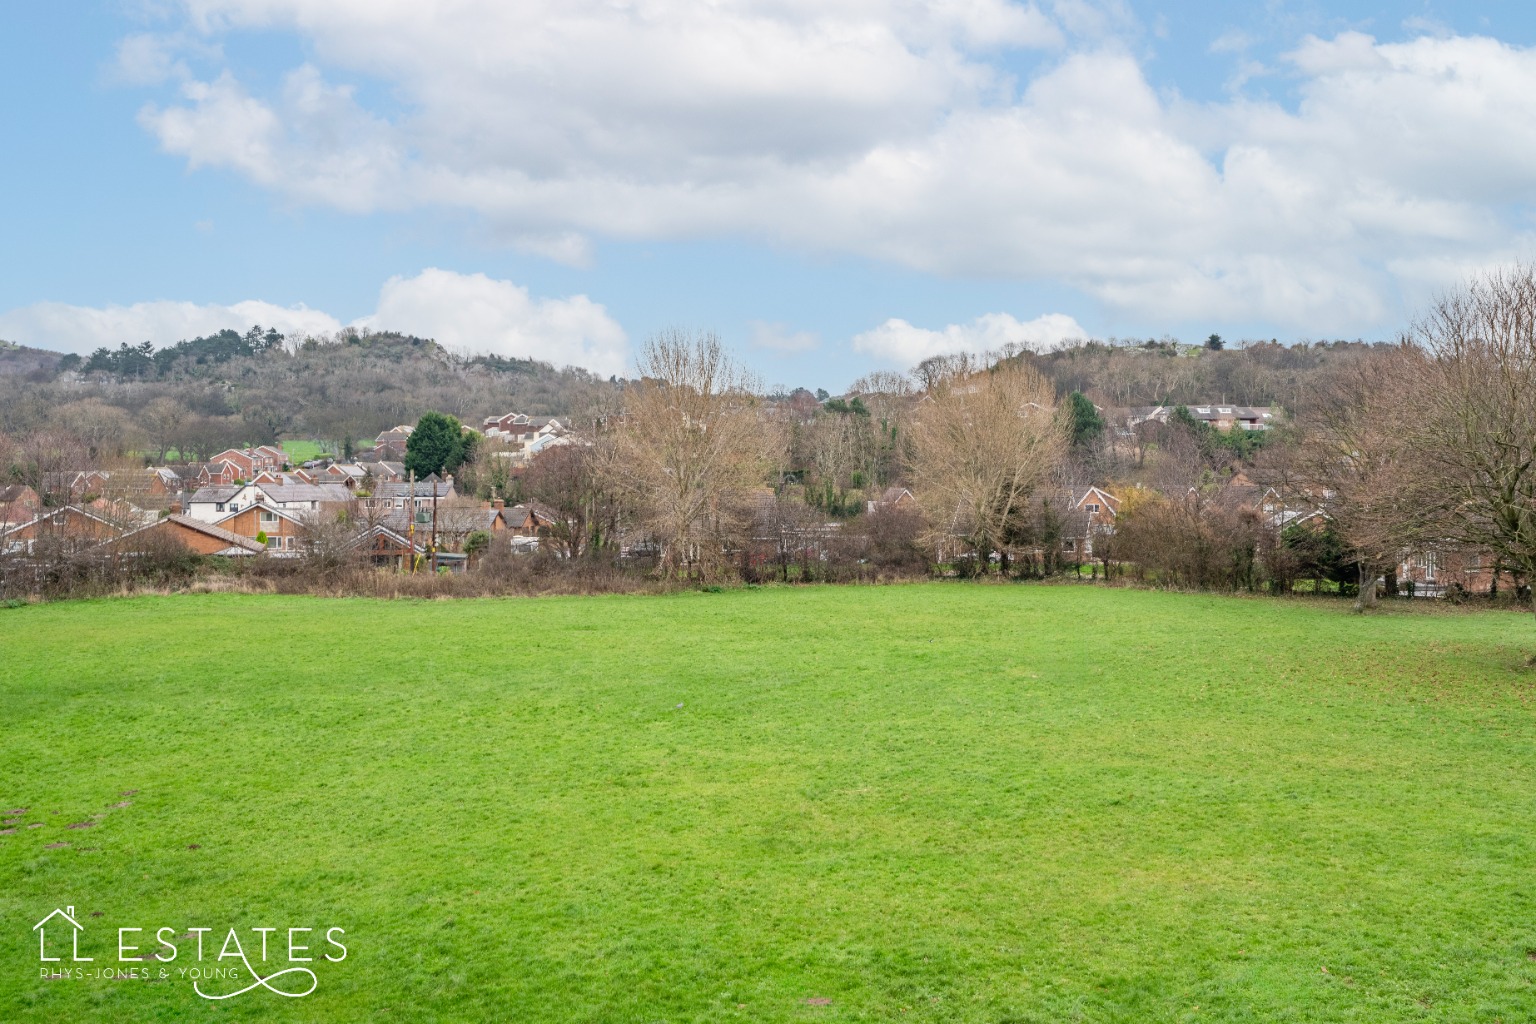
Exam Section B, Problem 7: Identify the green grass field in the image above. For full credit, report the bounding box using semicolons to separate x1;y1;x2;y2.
279;439;330;464
2;586;1535;1022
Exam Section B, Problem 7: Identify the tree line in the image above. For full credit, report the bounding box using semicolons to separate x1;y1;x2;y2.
4;270;1536;654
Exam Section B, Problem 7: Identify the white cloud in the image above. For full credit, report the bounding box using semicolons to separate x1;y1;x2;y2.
115;33;188;85
852;312;1085;365
0;299;343;354
128;7;1536;332
749;321;820;353
357;269;628;376
0;271;629;376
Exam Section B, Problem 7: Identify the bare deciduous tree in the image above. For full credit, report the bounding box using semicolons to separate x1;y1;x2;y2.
51;400;141;462
910;356;1067;571
600;330;781;578
141;397;187;463
11;430;89;505
1408;266;1536;644
522;442;618;558
1297;344;1426;609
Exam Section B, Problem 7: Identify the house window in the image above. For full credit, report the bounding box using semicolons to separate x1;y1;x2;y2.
1467;553;1482;572
1063;539;1076;551
260;510;278;525
1423;552;1437;581
266;537;279;549
216;503;225;512
1086;503;1100;513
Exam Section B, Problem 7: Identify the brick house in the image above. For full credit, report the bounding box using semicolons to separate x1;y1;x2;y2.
108;514;266;556
0;505;129;554
1397;547;1509;597
1060;486;1122;559
0;484;41;526
214;503;311;555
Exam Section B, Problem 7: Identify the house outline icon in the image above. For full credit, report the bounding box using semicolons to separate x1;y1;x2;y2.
34;905;91;962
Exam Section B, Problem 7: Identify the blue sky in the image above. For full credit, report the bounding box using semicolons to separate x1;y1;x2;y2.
3;1;1536;389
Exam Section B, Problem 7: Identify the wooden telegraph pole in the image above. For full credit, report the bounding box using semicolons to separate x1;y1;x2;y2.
407;469;416;573
429;474;440;573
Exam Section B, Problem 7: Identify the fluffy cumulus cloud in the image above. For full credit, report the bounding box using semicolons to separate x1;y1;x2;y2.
128;4;1536;332
358;269;629;376
0;299;343;353
852;312;1086;365
0;271;628;375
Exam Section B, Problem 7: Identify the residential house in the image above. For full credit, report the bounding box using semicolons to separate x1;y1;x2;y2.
347;522;426;570
1060;486;1122;559
188;461;241;488
482;414;570;463
255;445;288;468
1212;481;1324;531
207;449;259;478
366;477;457;514
1396;546;1508;597
373;426;414;459
106;514;266;557
0;484;40;526
0;505;130;554
185;481;353;523
215;502;312;555
865;486;917;514
250;470;315;487
184;485;241;521
322;462;369;488
1126;405;1277;432
375;499;503;553
39;470;113;504
498;501;558;538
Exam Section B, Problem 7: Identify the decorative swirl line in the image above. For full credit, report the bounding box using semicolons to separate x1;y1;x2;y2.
193;945;318;1001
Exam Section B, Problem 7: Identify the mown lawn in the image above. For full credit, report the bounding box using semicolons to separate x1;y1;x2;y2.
1;586;1534;1023
279;439;330;464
